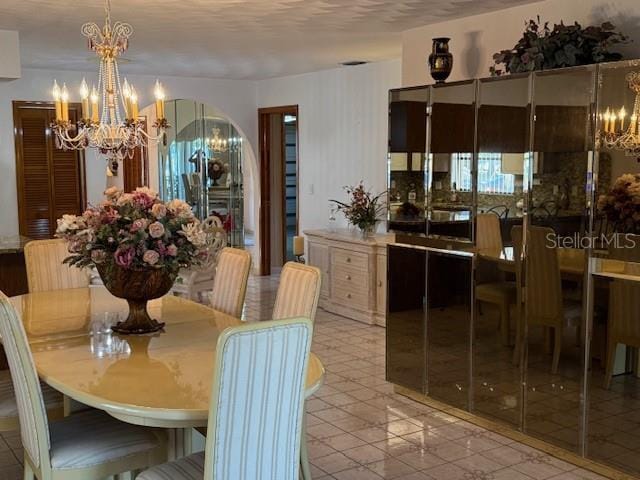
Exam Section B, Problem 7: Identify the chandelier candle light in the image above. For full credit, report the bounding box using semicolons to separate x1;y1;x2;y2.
51;0;169;163
599;71;640;156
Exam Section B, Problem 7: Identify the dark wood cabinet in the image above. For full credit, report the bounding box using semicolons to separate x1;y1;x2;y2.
13;102;86;239
389;101;427;153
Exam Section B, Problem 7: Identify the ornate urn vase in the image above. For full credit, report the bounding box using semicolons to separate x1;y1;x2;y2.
428;37;453;84
96;263;178;335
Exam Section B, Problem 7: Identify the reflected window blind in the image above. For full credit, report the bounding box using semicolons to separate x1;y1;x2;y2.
451;153;515;194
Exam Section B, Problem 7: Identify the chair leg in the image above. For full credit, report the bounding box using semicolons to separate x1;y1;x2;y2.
603;337;617;389
300;411;311;480
23;463;34;480
499;301;510;346
513;316;521;366
551;326;562;375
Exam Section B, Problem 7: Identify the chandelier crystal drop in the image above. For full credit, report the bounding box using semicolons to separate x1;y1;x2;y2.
598;72;640;156
50;0;169;163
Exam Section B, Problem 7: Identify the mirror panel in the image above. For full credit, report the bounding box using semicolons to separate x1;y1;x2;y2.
426;250;472;409
471;75;530;427
386;245;427;392
523;67;595;453
427;81;476;241
586;60;640;476
388;88;429;234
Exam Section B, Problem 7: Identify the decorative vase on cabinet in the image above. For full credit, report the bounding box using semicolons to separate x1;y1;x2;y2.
428;37;453;84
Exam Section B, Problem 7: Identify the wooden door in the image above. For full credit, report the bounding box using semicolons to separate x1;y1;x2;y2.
123;120;149;192
14;102;86;239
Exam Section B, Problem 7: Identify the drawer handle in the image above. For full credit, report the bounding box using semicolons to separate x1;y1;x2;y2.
346;275;351;281
347;293;352;299
346;257;351;263
378;280;383;287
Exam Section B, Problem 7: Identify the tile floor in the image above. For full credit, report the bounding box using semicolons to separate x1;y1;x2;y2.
0;275;611;480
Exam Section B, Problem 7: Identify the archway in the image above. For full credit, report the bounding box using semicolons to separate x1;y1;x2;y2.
140;99;260;270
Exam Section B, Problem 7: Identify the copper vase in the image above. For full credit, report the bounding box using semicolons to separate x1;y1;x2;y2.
96;263;178;335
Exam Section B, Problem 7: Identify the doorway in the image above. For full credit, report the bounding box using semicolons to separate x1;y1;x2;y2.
258;105;299;276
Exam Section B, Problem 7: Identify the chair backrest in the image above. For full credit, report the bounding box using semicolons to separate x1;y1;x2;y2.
512;225;563;327
204;318;313;480
0;292;51;471
24;239;89;293
476;213;503;251
200;216;228;271
272;262;321;322
210;248;252;318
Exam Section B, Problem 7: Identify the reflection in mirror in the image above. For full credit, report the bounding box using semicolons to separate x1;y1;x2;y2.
157;100;246;247
427;81;476;241
587;61;640;476
472;76;530;427
388;88;429;234
523;67;595;453
427;250;472;409
386;245;427;393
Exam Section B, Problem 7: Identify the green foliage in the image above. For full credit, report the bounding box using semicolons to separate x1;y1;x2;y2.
490;18;629;76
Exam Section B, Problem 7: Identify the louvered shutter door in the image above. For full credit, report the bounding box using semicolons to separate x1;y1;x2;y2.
14;103;85;239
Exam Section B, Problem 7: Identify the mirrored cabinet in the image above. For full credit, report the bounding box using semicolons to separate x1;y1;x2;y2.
386;60;640;477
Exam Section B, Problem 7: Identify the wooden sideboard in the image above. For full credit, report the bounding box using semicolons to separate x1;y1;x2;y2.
305;229;394;326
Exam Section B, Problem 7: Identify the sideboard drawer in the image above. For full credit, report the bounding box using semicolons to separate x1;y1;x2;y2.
332;283;369;310
333;264;369;296
332;248;368;270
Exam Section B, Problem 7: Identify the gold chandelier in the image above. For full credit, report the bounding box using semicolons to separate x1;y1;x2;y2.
599;72;640;155
51;0;168;162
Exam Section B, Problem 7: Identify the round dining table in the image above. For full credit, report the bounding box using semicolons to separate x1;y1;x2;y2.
9;286;325;458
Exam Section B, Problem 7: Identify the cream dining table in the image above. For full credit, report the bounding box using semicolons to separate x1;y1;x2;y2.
8;287;325;459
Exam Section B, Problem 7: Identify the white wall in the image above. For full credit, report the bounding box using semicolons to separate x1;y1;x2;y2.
0;67;258;236
0;30;21;79
257;59;402;232
402;0;640;87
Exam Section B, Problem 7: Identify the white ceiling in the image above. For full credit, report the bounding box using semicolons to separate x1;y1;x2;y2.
0;0;539;80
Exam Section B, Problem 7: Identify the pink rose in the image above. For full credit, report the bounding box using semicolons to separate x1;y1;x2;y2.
151;203;167;219
130;218;149;232
132;192;155;209
114;247;135;269
166;244;178;256
148;221;165;239
143;250;160;266
91;249;107;264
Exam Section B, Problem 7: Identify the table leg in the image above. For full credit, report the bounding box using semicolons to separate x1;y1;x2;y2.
300;412;311;480
168;428;194;460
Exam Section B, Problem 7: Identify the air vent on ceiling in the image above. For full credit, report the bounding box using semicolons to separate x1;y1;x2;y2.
341;60;368;66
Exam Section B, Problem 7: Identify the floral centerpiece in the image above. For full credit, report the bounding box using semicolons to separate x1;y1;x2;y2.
56;186;207;334
597;173;640;233
330;183;386;238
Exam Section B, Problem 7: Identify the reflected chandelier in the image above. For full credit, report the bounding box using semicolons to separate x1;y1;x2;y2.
50;0;169;162
599;71;640;156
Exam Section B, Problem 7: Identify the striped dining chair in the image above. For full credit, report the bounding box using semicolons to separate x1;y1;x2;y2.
272;262;321;322
24;239;90;293
137;318;314;480
272;261;322;480
0;291;167;480
210;247;252;318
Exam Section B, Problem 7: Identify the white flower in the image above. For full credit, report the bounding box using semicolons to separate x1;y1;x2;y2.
167;199;194;218
180;222;207;247
56;214;86;234
134;186;159;198
148;221;166;239
104;186;122;199
116;193;135;206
